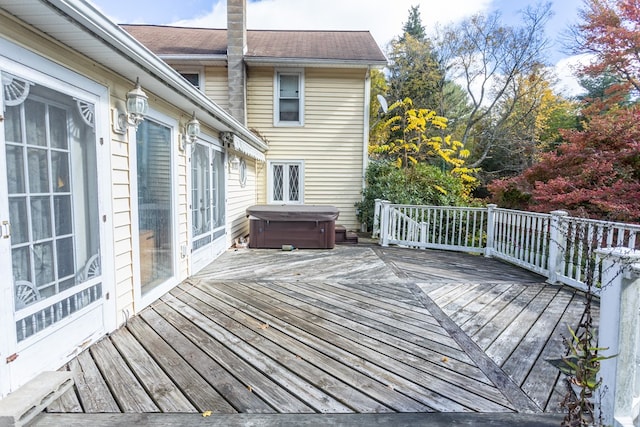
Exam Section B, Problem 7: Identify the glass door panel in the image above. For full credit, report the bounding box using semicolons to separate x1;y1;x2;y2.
136;119;173;293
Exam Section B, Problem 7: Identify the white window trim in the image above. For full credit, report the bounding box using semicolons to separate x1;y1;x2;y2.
273;68;304;127
130;109;180;310
267;160;304;204
175;66;205;91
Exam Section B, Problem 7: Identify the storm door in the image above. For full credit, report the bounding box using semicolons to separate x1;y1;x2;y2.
0;70;105;394
190;140;225;273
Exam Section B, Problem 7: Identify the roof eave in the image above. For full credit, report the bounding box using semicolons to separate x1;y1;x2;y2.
4;0;268;152
159;54;228;66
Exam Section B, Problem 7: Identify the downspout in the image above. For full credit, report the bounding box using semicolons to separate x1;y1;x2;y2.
361;67;372;232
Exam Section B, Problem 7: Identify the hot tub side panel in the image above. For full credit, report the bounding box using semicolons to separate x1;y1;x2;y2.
249;219;336;249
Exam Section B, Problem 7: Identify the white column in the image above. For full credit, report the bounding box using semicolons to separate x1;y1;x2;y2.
546;210;568;284
596;248;640;427
484;204;497;257
380;201;391;247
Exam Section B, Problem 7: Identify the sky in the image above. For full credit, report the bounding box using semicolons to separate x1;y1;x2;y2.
87;0;586;95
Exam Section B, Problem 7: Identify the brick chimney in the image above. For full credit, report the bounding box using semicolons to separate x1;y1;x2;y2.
227;0;247;124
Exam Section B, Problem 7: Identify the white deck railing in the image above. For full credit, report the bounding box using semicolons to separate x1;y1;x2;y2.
375;200;640;292
374;200;640;427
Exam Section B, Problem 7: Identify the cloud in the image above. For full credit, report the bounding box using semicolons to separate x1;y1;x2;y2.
553;54;591;97
172;0;493;49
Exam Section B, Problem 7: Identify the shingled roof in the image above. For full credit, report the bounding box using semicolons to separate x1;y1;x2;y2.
121;25;387;64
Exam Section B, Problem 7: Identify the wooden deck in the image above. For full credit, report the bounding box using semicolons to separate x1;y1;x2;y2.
44;244;591;419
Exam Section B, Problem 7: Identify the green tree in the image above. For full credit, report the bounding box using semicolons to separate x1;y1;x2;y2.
401;5;426;42
387;33;444;113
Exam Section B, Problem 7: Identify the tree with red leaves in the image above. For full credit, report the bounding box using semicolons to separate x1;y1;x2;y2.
489;107;640;222
488;0;640;223
571;0;640;102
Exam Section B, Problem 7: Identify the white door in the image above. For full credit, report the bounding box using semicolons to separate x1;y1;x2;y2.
0;68;107;396
190;140;226;273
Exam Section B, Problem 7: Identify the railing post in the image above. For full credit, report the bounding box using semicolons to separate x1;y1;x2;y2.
372;199;382;238
547;210;568;284
484;204;497;258
380;200;391;247
595;248;640;427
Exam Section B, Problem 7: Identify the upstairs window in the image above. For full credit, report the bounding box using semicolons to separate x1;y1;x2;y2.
178;71;202;90
274;70;304;126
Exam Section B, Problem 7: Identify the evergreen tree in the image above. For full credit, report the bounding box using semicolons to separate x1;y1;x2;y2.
401;5;426;42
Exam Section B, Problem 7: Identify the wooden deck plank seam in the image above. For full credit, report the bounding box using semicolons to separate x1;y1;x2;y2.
405;282;543;413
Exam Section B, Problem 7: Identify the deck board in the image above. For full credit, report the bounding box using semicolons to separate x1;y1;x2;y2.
126;316;237;413
109;328;197;412
89;338;160;412
140;308;273;413
502;288;574;385
50;245;595;420
153;301;314;413
198;281;467;411
171;286;394;413
64;351;120;413
484;286;559;366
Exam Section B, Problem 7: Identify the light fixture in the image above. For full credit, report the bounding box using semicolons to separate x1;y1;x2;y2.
229;154;240;171
180;111;201;151
125;77;148;129
113;77;149;134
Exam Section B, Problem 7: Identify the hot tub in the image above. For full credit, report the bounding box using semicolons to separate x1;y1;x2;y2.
247;205;339;249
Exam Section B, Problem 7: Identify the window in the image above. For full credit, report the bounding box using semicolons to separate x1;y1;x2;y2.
178;69;203;90
239;158;247;188
268;161;303;204
274;70;304;126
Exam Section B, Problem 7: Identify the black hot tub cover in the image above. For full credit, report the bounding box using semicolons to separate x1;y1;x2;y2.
246;205;340;222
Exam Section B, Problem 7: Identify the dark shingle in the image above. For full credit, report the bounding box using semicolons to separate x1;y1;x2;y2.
121;25;386;63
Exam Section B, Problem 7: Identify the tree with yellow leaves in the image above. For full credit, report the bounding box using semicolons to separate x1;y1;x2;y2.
370;98;477;187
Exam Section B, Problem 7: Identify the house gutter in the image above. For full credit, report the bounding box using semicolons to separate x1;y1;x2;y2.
159;54;227;65
245;57;387;69
41;0;268;152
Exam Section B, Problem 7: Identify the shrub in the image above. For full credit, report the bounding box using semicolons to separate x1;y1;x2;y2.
357;160;474;228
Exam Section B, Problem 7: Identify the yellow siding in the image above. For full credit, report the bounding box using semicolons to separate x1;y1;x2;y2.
247;67;366;230
227;156;259;246
204;66;229;112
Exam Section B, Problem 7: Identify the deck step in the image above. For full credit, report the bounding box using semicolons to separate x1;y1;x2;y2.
335;225;358;244
31;412;564;426
0;371;73;427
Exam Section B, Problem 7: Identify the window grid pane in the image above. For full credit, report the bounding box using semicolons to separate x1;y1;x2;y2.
273;164;284;201
288;165;300;201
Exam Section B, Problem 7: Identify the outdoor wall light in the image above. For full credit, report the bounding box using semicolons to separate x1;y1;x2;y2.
126;77;148;127
229;154;240;171
180;111;201;151
113;77;149;134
